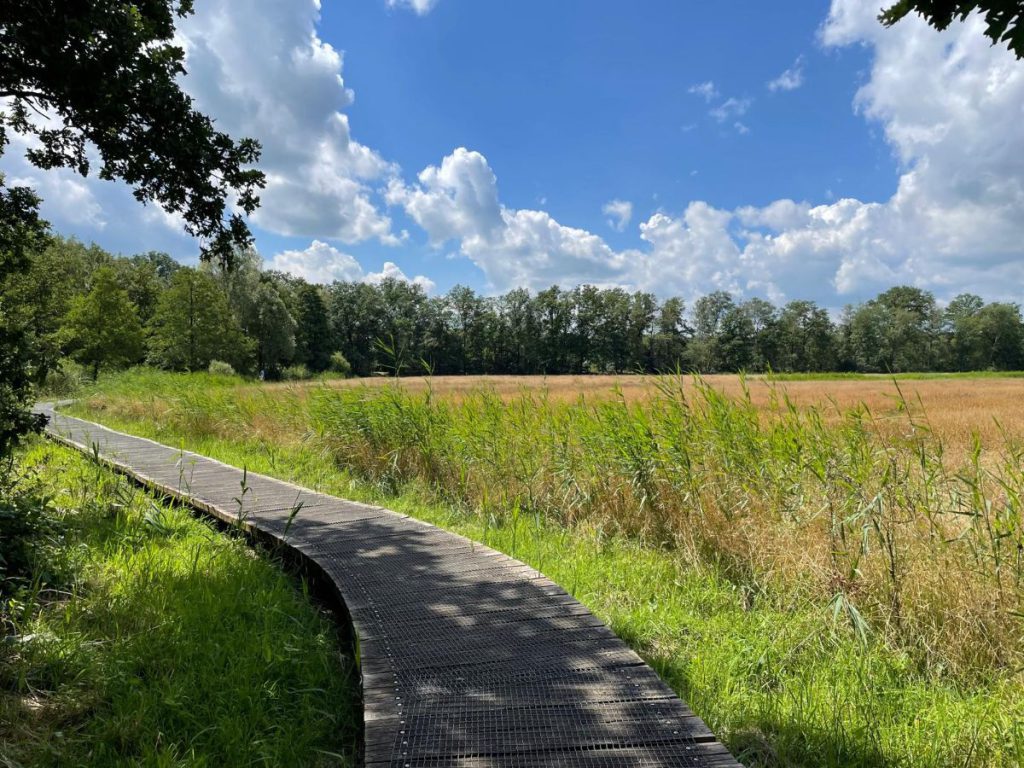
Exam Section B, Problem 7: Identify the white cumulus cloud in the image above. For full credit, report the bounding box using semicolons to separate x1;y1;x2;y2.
267;240;364;284
390;2;1024;308
386;148;504;246
767;56;806;91
387;148;632;292
602;199;633;232
811;1;1024;297
365;261;437;293
269;240;436;292
387;0;439;14
178;0;399;245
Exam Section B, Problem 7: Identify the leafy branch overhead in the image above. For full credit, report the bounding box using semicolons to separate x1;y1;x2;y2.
0;0;266;264
880;1;1024;59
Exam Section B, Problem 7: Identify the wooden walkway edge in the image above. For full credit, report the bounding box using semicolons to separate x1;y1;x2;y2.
38;404;743;767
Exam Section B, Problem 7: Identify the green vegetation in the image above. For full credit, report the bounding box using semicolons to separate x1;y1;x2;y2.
69;369;1024;767
1;1;264;263
5;4;1020;767
63;267;145;379
11;235;1024;385
148;268;251;372
0;170;50;460
1;438;355;766
2;2;267;651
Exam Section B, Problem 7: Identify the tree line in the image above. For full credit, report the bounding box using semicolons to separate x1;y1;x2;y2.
12;236;1024;381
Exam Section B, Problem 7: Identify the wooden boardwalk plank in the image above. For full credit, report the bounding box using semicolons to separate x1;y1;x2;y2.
37;404;742;768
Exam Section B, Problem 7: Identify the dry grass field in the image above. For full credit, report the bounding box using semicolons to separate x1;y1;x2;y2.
262;373;1024;449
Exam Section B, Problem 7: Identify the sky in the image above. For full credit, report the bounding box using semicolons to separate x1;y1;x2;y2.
4;0;1024;309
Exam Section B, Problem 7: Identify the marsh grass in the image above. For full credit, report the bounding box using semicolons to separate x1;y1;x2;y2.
70;368;1024;767
303;374;1024;678
0;440;356;767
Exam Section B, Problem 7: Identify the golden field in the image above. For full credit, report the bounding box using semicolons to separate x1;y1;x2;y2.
263;373;1024;449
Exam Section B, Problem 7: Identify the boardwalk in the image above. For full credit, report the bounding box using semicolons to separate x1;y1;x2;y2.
39;404;742;767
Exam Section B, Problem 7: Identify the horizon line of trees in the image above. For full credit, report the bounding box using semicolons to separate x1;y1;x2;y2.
15;236;1024;381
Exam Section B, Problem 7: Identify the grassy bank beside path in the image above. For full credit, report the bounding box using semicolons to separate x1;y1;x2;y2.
1;439;356;767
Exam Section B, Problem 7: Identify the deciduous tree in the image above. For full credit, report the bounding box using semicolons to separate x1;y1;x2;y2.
689;291;735;372
247;281;296;375
63;267;144;379
0;0;264;263
0;0;265;461
148;268;251;372
0;179;49;456
293;284;332;372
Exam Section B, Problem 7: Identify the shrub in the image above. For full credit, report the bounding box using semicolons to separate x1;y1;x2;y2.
207;360;236;376
328;351;352;378
40;359;86;398
281;364;312;381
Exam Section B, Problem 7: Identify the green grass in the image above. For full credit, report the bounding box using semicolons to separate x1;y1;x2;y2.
0;439;356;767
65;368;1024;767
44;363;1024;402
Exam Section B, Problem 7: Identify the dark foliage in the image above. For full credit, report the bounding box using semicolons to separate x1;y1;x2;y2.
0;471;55;595
15;235;1024;378
294;283;332;372
0;0;265;264
0;1;266;465
881;1;1024;58
0;181;49;457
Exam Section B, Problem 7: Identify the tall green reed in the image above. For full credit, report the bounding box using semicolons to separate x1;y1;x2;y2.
308;375;1024;680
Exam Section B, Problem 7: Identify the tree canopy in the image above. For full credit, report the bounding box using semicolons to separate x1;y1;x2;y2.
63;266;145;378
0;0;265;263
0;178;48;457
880;1;1024;59
147;268;250;372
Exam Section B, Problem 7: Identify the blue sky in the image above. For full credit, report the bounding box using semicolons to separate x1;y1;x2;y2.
5;1;1023;307
310;0;893;284
333;0;890;209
